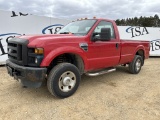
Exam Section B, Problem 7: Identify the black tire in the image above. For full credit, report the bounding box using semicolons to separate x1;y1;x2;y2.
47;63;81;98
129;55;143;74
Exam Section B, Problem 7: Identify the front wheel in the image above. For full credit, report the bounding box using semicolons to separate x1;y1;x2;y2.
129;55;143;74
47;63;81;98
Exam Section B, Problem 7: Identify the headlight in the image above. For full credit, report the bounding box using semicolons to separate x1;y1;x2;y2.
35;58;38;64
28;47;44;66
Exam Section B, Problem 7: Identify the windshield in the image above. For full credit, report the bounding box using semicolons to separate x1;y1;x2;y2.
57;20;97;35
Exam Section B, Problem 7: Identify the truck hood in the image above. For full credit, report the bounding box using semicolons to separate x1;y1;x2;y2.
18;34;85;47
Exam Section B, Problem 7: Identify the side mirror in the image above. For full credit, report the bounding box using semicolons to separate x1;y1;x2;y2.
92;32;99;41
92;28;111;41
100;28;111;41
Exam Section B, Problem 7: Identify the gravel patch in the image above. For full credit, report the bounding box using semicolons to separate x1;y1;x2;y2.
0;58;160;120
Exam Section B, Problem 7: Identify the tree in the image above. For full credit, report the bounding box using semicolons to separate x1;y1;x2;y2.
115;14;160;27
154;14;159;27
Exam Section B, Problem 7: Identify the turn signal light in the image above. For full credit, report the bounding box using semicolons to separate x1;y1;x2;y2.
34;48;44;54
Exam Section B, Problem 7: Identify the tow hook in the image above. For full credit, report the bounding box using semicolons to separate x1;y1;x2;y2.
13;72;18;80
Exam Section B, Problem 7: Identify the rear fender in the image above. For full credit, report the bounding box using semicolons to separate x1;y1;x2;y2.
133;45;145;60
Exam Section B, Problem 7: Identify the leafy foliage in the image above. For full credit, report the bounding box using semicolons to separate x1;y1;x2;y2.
115;14;160;27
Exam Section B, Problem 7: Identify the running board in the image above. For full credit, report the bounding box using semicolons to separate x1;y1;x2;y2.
85;68;116;77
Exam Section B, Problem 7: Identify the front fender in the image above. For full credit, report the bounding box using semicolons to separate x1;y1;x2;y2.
40;46;88;68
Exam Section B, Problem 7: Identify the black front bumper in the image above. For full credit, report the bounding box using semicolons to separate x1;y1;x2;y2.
6;59;47;88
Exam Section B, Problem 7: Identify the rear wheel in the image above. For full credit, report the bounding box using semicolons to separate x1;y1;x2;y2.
47;63;81;98
129;55;143;74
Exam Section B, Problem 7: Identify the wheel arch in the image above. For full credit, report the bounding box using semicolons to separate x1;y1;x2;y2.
134;46;145;65
41;50;86;75
50;53;85;74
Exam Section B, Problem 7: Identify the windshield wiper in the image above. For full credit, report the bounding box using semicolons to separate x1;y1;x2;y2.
59;32;72;34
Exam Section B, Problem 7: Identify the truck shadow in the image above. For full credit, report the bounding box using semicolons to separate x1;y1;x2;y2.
149;56;160;58
77;67;124;90
0;65;5;67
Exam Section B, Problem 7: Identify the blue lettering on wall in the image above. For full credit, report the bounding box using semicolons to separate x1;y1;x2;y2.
11;11;29;17
0;33;21;56
150;39;160;51
0;33;21;37
42;24;64;34
126;26;149;38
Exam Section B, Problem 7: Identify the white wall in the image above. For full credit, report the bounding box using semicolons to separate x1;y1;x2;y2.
0;10;70;65
118;26;160;56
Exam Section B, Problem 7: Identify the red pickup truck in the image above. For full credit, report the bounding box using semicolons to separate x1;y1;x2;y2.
6;18;150;98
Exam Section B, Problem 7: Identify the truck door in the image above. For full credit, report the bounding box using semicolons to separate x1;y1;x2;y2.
87;21;121;70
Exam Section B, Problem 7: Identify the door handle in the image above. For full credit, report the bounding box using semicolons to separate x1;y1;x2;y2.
116;43;119;49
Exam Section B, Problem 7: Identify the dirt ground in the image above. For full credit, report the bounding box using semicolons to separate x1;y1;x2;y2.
0;57;160;120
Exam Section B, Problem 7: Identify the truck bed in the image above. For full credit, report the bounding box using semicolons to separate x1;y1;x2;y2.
119;39;150;64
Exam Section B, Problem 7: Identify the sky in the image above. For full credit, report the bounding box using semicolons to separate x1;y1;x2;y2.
0;0;160;20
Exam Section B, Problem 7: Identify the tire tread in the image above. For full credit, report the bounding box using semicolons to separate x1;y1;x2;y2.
129;55;143;74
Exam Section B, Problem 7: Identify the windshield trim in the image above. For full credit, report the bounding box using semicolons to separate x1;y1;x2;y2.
57;19;97;36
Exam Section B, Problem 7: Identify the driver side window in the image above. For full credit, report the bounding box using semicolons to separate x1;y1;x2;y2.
93;21;115;39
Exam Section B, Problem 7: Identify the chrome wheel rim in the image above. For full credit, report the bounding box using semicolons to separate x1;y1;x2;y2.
135;59;141;71
59;71;76;92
